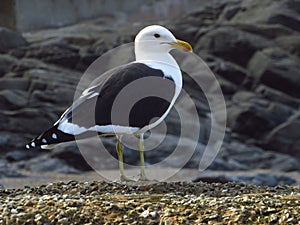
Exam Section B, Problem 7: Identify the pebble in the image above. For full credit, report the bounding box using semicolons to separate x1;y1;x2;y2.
0;181;298;224
141;210;149;218
10;209;18;214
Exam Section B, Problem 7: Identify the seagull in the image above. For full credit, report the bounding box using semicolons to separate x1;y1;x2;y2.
26;25;192;181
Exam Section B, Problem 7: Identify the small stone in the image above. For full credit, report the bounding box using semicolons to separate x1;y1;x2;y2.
57;218;69;224
141;210;149;218
10;209;18;214
149;211;156;217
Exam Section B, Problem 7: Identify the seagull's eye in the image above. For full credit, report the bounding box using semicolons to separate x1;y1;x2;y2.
154;33;160;38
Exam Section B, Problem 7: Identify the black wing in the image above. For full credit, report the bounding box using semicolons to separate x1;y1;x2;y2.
26;63;176;149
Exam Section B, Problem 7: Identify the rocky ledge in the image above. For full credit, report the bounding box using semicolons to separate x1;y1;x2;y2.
0;181;299;225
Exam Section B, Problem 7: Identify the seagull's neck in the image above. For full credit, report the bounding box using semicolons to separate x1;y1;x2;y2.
135;52;179;69
135;51;182;88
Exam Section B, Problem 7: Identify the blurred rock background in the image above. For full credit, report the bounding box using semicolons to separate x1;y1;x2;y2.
0;0;300;188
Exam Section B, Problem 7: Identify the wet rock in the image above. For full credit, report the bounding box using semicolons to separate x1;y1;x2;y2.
87;38;114;56
276;35;300;57
76;51;99;72
171;4;223;46
181;72;211;116
0;55;18;77
0;90;28;110
230;23;295;39
248;48;300;98
232;0;300;32
0;167;25;178
11;58;51;74
209;141;300;171
23;23;112;44
196;26;273;66
24;68;80;89
28;80;47;92
0;27;29;53
5;150;37;162
216;76;238;95
0;78;30;91
227;92;294;138
255;85;300;109
230;173;296;186
0;134;10;148
193;173;297;186
0;108;57;134
264;112;300;159
209;57;249;85
29;88;74;108
24;41;80;69
20;154;80;174
220;4;241;20
0;132;29;152
193;175;229;184
50;144;92;171
68;137;120;170
143;134;207;169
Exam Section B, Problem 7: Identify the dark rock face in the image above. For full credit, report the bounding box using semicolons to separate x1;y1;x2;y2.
196;27;273;66
264;112;300;159
50;145;92;171
5;150;36;162
24;41;81;69
231;0;300;32
213;61;248;86
248;48;300;98
0;78;30;91
209;141;300;172
0;0;300;186
0;108;56;134
276;35;300;57
227;92;295;139
0;55;18;77
0;28;28;53
19;155;80;174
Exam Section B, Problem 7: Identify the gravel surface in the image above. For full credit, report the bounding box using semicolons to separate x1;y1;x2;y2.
0;181;299;224
2;169;300;189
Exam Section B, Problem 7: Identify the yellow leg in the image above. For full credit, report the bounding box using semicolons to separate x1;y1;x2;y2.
138;134;150;181
116;136;135;182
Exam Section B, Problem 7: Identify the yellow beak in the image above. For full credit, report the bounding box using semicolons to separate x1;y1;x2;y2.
170;39;193;52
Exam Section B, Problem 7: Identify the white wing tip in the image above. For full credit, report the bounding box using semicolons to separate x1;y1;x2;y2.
41;144;56;150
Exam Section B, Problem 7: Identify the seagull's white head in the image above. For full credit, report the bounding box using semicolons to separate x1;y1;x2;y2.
134;25;192;63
